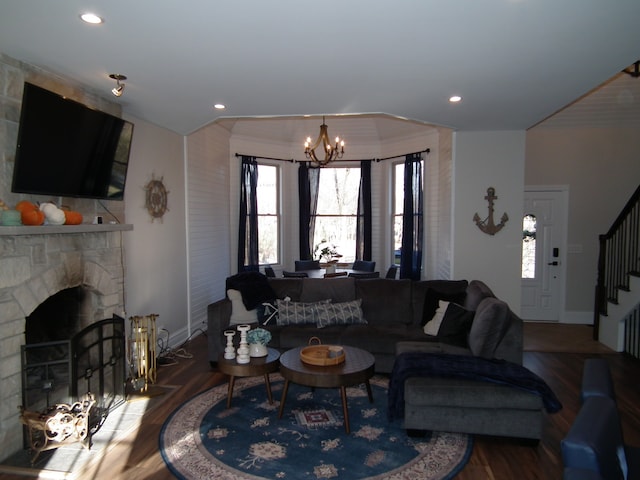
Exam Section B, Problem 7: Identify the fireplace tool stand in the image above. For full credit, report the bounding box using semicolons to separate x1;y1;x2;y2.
129;314;158;391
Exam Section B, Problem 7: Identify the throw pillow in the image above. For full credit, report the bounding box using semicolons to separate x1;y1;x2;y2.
227;289;258;325
468;297;510;358
437;302;475;347
423;300;450;336
276;299;331;326
256;301;279;326
316;299;367;328
422;284;468;326
225;271;277;310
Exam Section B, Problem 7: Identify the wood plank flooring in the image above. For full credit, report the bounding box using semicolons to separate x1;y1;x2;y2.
1;324;639;480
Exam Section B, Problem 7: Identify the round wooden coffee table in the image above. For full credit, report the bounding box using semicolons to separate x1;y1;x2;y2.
277;345;375;433
217;348;280;408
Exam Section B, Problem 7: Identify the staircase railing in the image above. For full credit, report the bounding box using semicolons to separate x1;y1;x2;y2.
594;184;640;339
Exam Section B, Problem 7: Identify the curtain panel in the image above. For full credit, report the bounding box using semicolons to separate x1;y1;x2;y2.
400;153;423;280
238;156;259;270
298;164;320;260
356;160;373;260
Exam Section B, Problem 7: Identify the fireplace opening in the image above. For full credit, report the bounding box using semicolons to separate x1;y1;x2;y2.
25;287;89;345
21;286;127;444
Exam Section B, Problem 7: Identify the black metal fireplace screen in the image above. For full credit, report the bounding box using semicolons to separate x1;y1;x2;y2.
21;314;127;439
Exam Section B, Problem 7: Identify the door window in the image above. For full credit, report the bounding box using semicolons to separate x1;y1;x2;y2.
522;214;536;279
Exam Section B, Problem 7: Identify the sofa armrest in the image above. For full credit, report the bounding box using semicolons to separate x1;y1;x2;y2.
207;298;232;364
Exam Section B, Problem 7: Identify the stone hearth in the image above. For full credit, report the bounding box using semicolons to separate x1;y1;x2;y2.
0;225;131;460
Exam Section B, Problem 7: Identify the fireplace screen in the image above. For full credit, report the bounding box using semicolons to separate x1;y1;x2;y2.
21;314;127;438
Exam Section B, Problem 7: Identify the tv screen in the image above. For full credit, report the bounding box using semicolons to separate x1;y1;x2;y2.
12;82;134;201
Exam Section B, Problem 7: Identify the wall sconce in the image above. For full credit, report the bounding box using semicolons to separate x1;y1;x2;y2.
109;73;127;97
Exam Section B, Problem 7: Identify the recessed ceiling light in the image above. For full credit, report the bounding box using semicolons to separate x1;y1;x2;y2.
214;104;226;110
80;12;104;24
449;95;462;103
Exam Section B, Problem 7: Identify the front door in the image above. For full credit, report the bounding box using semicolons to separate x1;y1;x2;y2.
521;188;568;321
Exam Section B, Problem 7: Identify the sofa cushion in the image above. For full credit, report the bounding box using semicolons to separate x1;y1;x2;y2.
275;299;331;326
464;279;495;311
268;278;304;301
279;325;344;349
316;299;366;328
227;289;258;325
468;297;511;358
405;377;544;410
340;324;429;354
356;279;413;326
300;277;356;303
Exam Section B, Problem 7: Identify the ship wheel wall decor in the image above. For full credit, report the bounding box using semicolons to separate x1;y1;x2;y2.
473;187;508;235
144;175;169;222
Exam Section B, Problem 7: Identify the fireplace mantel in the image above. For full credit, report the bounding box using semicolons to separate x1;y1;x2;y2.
0;224;133;236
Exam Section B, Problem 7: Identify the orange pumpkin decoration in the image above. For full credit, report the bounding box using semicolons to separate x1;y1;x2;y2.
64;211;83;225
20;207;45;226
15;200;37;213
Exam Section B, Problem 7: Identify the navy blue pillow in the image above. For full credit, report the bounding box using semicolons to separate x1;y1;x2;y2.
422;284;468;326
437;303;474;348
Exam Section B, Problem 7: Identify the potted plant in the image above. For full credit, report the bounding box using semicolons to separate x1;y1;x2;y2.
314;240;342;264
246;327;272;357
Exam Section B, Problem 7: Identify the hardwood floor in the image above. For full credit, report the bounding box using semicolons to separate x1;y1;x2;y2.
1;325;639;480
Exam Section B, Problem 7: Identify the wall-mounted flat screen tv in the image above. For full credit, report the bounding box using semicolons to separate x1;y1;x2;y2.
12;82;134;201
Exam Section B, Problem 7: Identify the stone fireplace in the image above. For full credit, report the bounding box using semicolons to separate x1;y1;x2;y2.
0;224;131;460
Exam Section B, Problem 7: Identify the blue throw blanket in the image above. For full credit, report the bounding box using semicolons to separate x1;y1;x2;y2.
387;352;562;420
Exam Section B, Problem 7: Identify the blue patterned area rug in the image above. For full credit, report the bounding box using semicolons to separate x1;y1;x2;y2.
160;374;472;480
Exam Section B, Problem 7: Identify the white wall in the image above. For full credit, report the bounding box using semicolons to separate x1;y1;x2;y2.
452;131;526;310
526;126;640;319
186;123;231;327
123;115;189;345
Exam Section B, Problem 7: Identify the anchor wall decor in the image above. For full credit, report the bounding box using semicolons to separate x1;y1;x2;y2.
473;187;509;235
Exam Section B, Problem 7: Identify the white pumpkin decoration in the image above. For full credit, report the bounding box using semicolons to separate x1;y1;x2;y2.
40;202;67;225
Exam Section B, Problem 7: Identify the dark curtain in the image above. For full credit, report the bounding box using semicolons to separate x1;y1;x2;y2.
400;153;423;280
298;163;320;260
238;156;259;270
355;160;372;260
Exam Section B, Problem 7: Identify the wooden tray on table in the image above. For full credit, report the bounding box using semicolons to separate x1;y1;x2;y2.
300;338;345;366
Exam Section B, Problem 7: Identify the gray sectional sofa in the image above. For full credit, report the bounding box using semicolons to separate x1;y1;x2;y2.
207;276;522;373
207;275;559;440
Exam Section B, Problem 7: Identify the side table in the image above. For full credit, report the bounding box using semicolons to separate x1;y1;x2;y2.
217;347;280;408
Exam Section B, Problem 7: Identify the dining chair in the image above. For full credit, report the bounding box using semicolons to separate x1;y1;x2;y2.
348;272;380;279
294;260;321;271
385;265;398;279
352;260;376;272
283;271;308;278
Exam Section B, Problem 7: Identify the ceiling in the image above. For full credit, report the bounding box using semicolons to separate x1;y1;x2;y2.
1;1;639;136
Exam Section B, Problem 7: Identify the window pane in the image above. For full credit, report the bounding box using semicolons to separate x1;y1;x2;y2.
257;165;277;214
522;214;536;279
257;164;279;265
316;168;360;215
314;216;357;263
312;167;360;263
258;216;278;264
394;163;404;215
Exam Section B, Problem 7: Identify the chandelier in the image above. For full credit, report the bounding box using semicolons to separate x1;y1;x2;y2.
304;116;345;166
